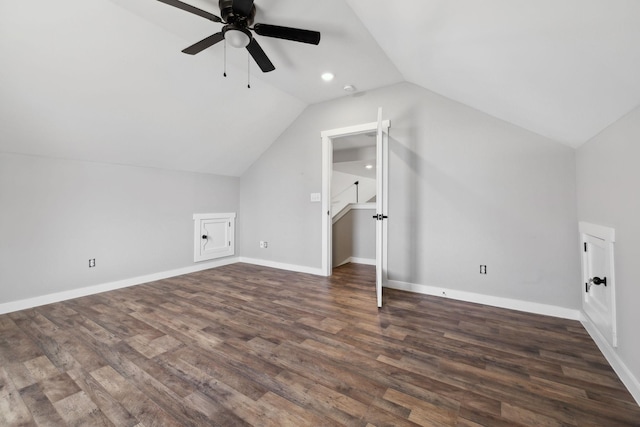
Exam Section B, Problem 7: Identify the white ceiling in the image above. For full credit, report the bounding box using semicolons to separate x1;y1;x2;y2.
1;0;639;176
347;0;640;146
333;133;376;179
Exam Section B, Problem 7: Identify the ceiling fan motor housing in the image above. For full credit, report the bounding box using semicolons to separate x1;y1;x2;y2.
219;0;256;26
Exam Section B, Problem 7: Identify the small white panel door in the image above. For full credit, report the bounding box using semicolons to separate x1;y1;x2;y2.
582;231;616;347
201;219;230;254
193;213;236;262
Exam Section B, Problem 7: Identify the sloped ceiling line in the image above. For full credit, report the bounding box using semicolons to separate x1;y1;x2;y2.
2;0;639;175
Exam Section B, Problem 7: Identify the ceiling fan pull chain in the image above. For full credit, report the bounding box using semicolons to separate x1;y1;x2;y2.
247;52;251;89
223;39;227;77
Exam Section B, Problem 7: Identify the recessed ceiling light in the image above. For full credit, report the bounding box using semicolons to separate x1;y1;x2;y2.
321;72;334;82
365;164;373;169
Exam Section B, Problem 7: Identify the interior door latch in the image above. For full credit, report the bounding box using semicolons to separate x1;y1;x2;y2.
589;276;607;287
372;214;388;220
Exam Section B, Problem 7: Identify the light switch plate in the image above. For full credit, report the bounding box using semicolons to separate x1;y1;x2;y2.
310;193;321;202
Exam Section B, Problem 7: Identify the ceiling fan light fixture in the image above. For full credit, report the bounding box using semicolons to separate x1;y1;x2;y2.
225;26;251;48
321;72;334;82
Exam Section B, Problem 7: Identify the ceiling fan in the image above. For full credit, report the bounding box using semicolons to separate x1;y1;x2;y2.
157;0;321;72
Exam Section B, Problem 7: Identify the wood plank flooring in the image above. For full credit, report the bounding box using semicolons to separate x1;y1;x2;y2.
1;262;639;426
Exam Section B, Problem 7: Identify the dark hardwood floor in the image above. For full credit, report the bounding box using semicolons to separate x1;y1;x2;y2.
1;262;639;426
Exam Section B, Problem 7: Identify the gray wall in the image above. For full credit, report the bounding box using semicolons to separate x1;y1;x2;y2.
0;153;239;304
576;106;640;387
332;207;376;266
240;82;580;309
332;213;353;267
351;209;376;261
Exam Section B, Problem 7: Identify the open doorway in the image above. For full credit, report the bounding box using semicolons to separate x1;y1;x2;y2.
321;111;390;307
331;133;377;268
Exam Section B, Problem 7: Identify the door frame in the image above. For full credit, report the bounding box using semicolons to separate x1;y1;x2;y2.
320;119;390;277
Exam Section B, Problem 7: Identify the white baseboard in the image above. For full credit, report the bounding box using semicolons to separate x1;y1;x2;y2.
0;261;583;323
1;256;324;315
580;312;640;405
350;257;376;266
0;257;240;315
335;258;350;268
239;257;324;276
385;279;581;321
335;257;376;267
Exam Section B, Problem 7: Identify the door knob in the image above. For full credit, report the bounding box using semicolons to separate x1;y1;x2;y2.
202;235;208;240
590;276;607;286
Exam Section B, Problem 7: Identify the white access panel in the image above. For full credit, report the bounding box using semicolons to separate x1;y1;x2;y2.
579;222;617;347
193;213;236;262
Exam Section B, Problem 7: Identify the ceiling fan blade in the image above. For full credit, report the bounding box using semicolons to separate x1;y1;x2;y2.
156;0;221;22
232;0;255;17
182;32;225;55
246;38;275;72
253;23;320;45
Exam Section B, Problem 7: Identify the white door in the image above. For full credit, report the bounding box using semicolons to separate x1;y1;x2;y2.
580;223;617;347
201;219;229;253
374;108;388;307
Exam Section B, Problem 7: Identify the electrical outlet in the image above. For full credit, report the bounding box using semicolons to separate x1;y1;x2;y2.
480;265;487;274
89;258;96;268
259;241;268;249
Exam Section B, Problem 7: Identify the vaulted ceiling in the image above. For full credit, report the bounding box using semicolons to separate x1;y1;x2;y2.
2;0;639;176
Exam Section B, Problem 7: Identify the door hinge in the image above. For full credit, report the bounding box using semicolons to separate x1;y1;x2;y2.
585;282;589;293
229;241;231;246
584;242;587;252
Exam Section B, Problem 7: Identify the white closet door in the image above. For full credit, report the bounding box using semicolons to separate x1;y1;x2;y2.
193;213;236;262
